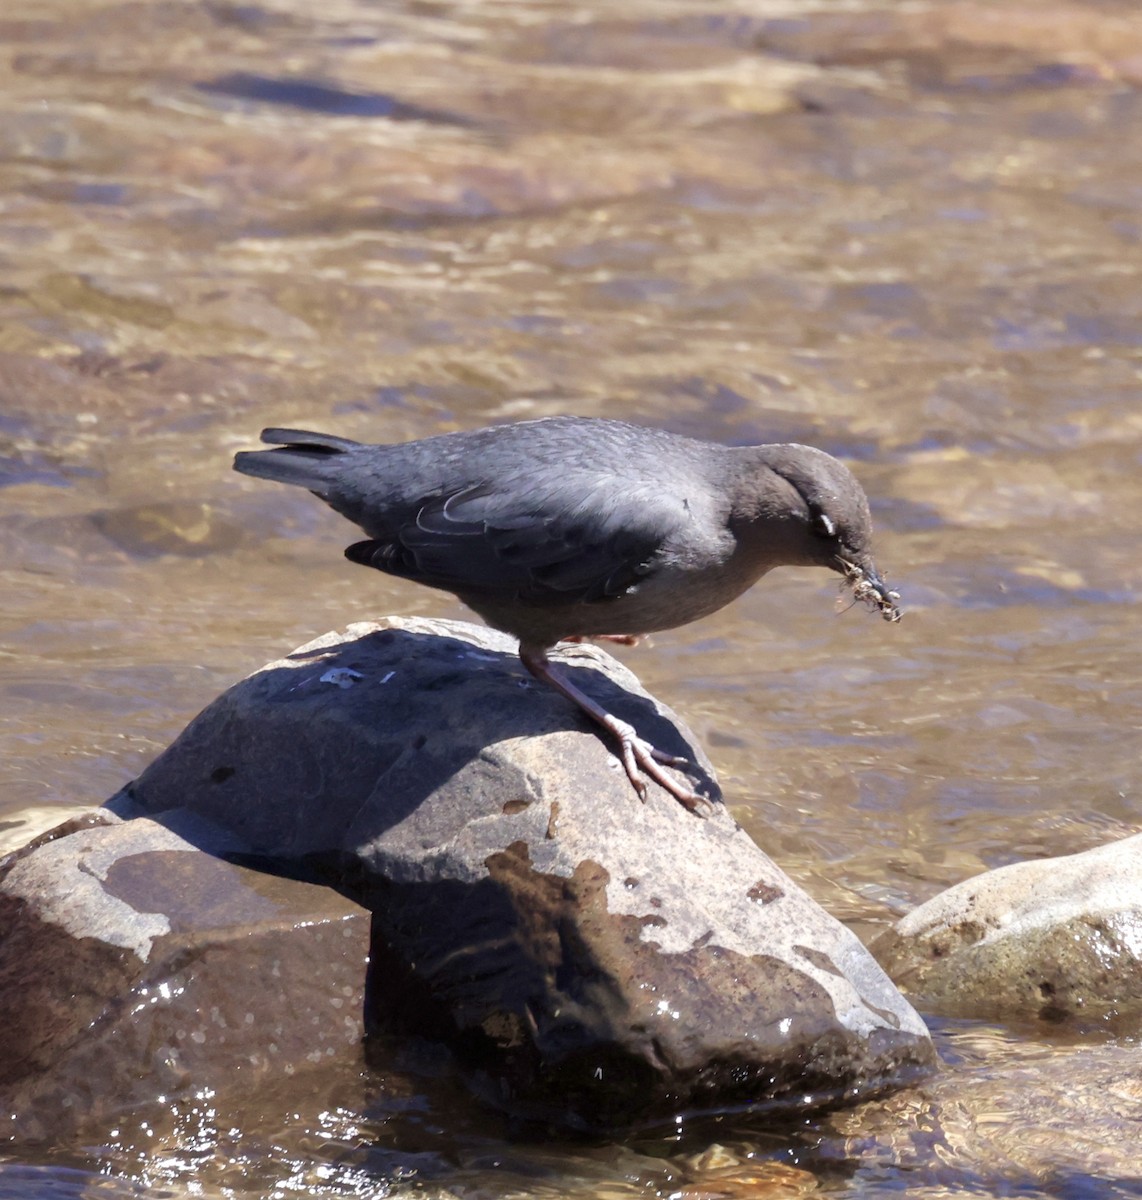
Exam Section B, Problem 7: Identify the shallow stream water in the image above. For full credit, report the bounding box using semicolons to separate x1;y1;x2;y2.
2;0;1142;1195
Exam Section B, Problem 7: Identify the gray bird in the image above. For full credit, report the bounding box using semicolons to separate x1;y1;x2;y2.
233;416;900;810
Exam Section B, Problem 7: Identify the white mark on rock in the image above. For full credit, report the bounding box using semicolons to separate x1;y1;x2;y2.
321;667;364;689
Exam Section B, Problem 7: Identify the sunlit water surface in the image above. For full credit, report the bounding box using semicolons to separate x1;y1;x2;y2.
2;0;1142;1195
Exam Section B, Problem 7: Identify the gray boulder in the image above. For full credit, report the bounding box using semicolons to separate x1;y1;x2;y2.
871;833;1142;1022
109;616;934;1129
0;811;369;1141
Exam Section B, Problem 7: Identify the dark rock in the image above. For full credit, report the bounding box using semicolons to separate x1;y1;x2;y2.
871;833;1142;1023
109;616;935;1130
0;811;369;1141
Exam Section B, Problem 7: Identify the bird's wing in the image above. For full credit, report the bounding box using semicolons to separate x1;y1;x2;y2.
347;472;691;606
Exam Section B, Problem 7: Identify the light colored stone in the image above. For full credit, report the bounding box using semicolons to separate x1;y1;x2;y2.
872;833;1142;1021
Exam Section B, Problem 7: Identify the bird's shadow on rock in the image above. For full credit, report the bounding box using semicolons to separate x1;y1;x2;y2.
114;625;718;898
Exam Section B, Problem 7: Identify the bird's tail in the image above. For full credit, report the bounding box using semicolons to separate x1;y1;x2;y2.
233;428;362;494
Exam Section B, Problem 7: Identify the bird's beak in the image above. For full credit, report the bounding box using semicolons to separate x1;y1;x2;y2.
838;556;902;623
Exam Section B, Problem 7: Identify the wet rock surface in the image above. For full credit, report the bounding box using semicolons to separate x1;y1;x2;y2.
109;616;935;1129
871;833;1142;1023
0;811;369;1141
819;1036;1142;1187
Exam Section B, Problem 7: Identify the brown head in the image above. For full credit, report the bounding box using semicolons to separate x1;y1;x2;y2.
749;443;901;622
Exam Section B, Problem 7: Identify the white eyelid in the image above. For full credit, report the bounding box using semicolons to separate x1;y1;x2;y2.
815;513;837;537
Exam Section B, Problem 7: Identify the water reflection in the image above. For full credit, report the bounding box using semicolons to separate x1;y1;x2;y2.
3;0;1142;1194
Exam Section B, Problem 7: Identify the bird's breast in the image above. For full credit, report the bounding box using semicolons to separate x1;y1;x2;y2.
461;536;773;644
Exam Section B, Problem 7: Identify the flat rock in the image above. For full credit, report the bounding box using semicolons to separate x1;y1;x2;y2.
109;616;934;1130
0;811;369;1142
871;833;1142;1023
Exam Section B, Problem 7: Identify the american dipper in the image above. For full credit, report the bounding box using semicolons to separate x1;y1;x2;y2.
234;416;900;810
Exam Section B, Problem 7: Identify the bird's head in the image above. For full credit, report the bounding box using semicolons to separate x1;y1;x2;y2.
760;444;901;623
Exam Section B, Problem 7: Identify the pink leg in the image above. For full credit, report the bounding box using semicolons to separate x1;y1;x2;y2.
519;643;708;814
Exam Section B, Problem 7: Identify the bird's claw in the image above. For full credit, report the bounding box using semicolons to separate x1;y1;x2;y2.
519;645;711;816
604;716;710;814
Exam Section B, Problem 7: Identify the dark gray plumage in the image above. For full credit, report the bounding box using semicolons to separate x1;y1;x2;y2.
234;416;900;809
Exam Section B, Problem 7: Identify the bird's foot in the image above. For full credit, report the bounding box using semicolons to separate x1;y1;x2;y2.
519;642;710;815
600;713;710;814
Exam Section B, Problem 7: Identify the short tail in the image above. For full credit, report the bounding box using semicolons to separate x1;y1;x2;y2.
233;427;361;493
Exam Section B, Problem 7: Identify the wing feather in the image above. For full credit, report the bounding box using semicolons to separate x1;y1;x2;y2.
352;472;687;607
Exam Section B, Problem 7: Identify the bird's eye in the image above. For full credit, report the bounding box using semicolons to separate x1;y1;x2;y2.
811;511;837;538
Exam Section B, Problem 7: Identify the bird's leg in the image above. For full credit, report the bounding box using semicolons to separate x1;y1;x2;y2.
518;643;707;813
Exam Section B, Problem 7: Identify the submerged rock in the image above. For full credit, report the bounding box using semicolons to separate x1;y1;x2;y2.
0;811;369;1141
822;1039;1142;1185
871;833;1142;1023
109;616;934;1130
